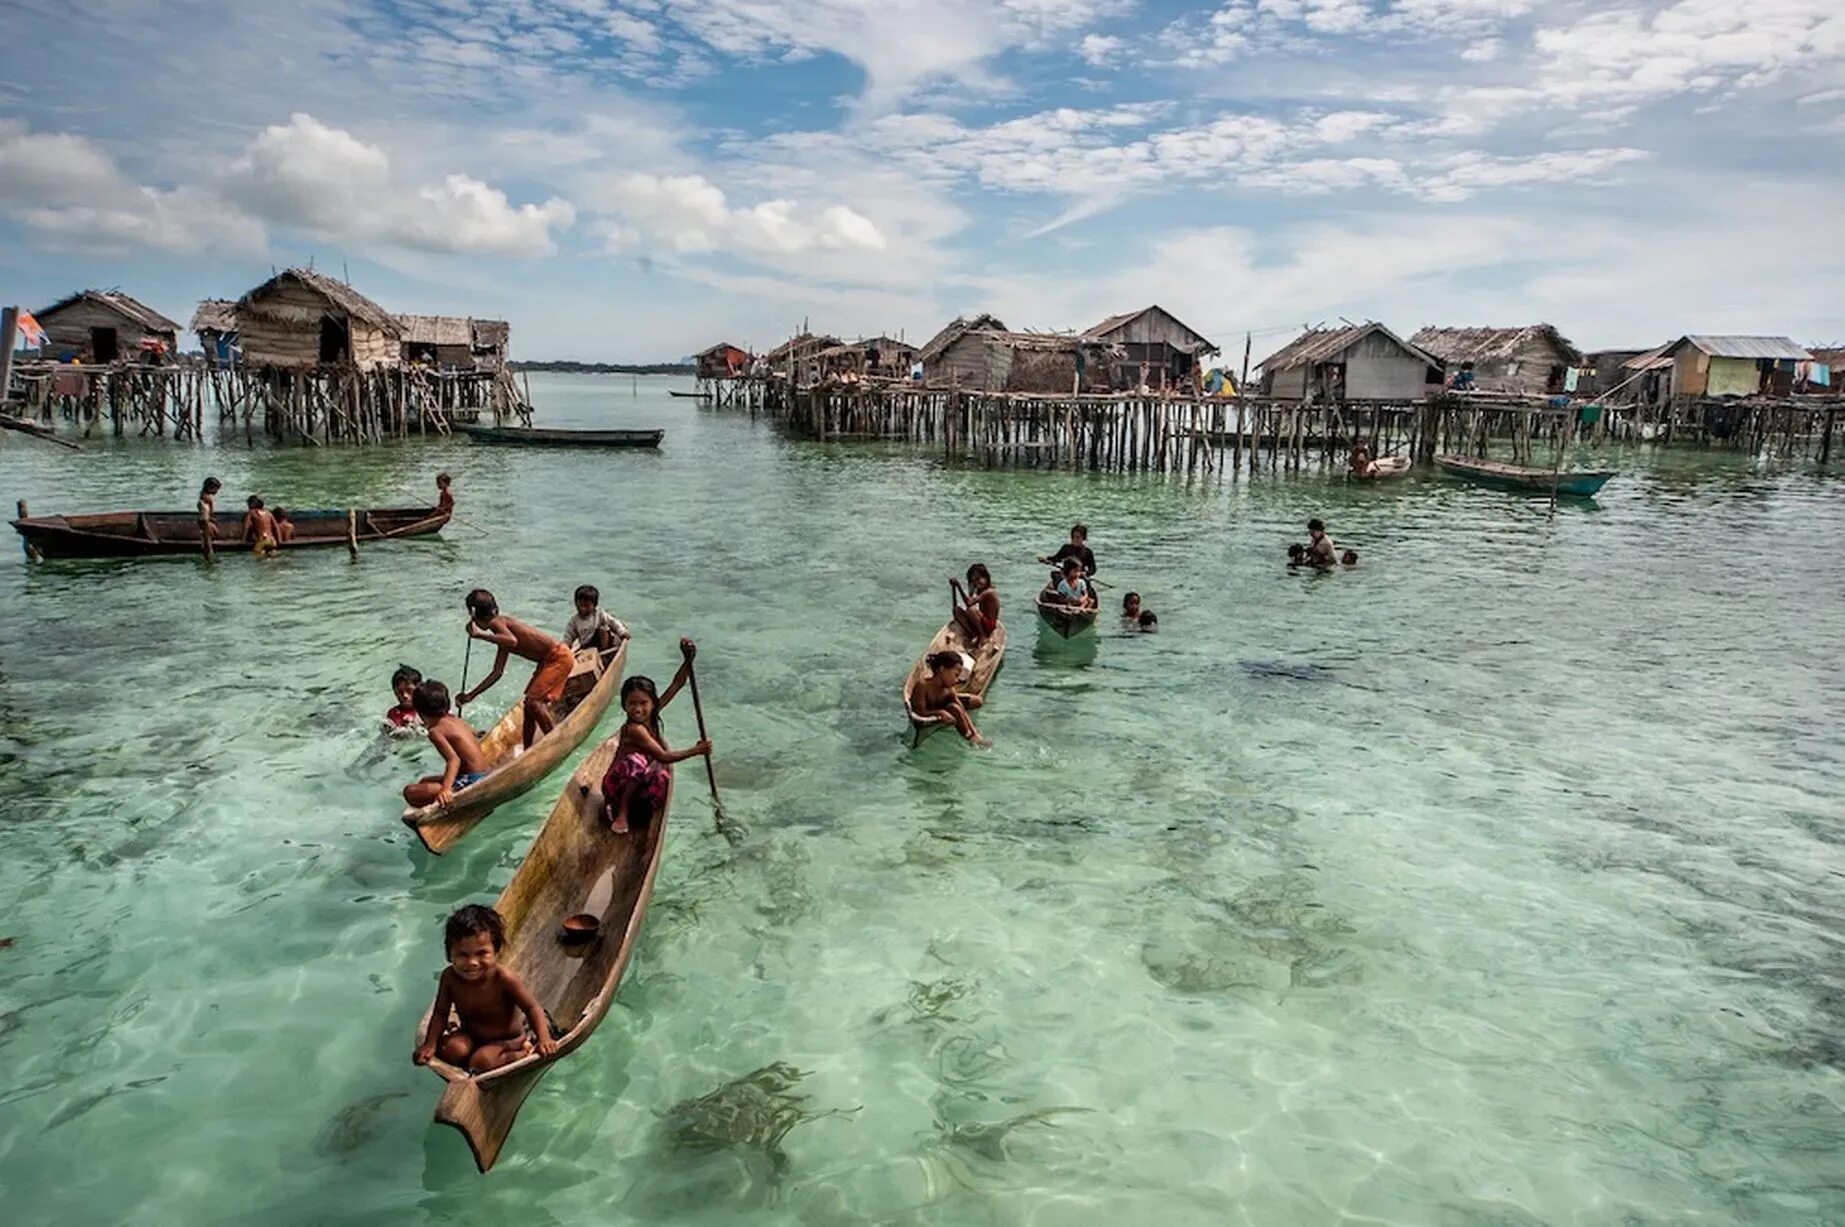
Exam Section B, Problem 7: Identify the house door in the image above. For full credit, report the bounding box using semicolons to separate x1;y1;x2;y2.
318;315;350;363
90;327;119;362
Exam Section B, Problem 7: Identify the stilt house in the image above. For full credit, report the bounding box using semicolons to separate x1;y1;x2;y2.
34;290;180;362
920;321;1121;394
396;315;507;370
189;300;240;367
696;342;750;379
1659;336;1812;399
1257;323;1442;401
816;336;917;381
1410;324;1582;395
1082;305;1219;390
234;268;400;371
762;332;841;386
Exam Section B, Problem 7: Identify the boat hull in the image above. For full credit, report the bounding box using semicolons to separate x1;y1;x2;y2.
403;642;626;854
461;425;664;448
1435;455;1615;497
1034;592;1098;639
421;734;672;1171
1351;456;1413;480
902;620;1006;745
10;507;447;559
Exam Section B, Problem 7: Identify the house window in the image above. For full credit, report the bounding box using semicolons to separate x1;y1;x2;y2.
318;315;350;363
91;327;119;362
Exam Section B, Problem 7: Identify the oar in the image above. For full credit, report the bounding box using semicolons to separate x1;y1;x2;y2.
681;639;736;844
457;635;474;716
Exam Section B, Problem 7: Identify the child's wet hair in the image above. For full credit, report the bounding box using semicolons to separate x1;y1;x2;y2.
1060;557;1082;576
246;494;263;509
411;678;451;721
1287;542;1306;559
1342;550;1358;565
1071;523;1088;539
575;584;599;605
1308;518;1326;533
1139;611;1159;628
966;563;990;586
274;507;290;520
1123;591;1140;612
466;588;498;621
927;650;962;670
201;476;221;494
445;904;505;953
620;676;663;733
436;472;452;486
392;664;422;692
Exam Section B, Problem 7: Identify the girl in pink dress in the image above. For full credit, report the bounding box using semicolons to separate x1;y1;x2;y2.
600;643;710;835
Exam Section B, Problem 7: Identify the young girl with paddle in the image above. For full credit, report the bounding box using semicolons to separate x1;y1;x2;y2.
601;639;711;835
950;563;1001;647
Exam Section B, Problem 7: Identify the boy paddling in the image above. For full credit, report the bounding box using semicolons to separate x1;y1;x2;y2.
456;588;576;749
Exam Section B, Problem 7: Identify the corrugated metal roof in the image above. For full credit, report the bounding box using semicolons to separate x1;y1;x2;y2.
1678;335;1812;360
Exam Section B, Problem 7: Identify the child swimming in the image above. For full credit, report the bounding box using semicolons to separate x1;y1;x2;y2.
403;680;493;808
1122;591;1142;620
910;649;989;746
243;495;278;557
413;904;555;1073
273;507;296;543
384;664;423;732
601;648;707;835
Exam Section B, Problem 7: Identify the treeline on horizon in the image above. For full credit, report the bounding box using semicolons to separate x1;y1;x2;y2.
510;360;694;375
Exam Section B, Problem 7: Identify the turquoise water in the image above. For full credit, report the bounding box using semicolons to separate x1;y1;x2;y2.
2;374;1842;1224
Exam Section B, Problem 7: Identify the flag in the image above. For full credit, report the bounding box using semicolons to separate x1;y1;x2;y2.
15;309;46;349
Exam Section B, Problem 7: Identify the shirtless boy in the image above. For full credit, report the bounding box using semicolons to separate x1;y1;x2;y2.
436;473;455;517
456;588;576;748
1305;519;1338;567
403;679;492;807
243;495;279;557
413;904;555;1074
911;650;989;746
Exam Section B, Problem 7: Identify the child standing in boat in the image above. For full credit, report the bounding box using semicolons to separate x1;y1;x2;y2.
601;642;707;835
413;904;555;1073
911;650;989;746
456;589;575;749
436;473;454;517
404;680;493;807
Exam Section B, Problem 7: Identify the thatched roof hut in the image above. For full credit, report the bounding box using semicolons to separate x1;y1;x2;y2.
35;289;180;362
763;332;841;385
1083;304;1218;388
1257;323;1441;401
917;314;1006;372
234;268;400;371
817;336;917;380
394;314;506;369
190;299;240;366
926;327;1121;394
1410;324;1582;395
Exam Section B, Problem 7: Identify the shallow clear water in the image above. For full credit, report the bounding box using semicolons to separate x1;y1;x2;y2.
2;374;1842;1225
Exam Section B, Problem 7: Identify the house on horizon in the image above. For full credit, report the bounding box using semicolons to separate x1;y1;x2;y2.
1411;324;1582;396
695;342;750;380
234;268;400;370
34;289;180;363
190;299;239;367
1659;335;1812;399
1082;305;1218;390
1256;323;1443;402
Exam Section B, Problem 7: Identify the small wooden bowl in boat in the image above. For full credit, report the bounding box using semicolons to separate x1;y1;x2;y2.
559;913;601;945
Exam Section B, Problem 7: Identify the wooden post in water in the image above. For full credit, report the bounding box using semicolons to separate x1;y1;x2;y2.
0;307;18;412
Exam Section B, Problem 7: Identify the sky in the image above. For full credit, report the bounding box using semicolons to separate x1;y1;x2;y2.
0;0;1841;362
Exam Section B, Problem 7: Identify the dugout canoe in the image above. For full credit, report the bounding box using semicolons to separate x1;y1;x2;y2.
1434;454;1616;497
1033;589;1098;639
666;390;704;399
402;642;626;854
901;620;1006;746
418;732;672;1171
461;425;664;448
10;506;447;559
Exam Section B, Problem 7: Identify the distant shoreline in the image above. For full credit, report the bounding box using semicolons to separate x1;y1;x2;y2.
510;360;694;375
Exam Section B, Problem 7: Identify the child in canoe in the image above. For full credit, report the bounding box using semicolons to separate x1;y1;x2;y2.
911;650;989;746
384;664;423;732
600;640;708;835
436;472;455;517
403;680;492;808
413;904;555;1073
564;584;630;653
1049;558;1096;608
950;563;1001;647
457;588;576;749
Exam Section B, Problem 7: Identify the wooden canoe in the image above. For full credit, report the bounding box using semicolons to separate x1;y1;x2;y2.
901;620;1006;746
1351;456;1413;479
419;733;672;1171
10;506;447;559
1435;454;1615;497
402;643;626;854
1034;589;1099;639
461;425;664;448
666;390;704;399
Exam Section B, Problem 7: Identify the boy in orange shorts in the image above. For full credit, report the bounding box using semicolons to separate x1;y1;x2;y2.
456;588;577;748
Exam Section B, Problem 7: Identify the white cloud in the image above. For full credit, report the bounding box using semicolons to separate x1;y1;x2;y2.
1079;33;1124;65
596;172;886;258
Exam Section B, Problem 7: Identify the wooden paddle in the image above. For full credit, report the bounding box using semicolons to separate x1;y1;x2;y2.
680;638;736;844
457;636;474;716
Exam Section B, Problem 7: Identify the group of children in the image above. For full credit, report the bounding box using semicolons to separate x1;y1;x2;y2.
195;472;456;557
1287;518;1359;569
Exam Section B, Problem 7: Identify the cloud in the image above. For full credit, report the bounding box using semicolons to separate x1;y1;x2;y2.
595;172;886;257
221;113;576;256
1078;33;1123;65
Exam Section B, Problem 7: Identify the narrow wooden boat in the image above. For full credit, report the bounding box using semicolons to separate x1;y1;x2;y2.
10;506;447;559
403;643;626;854
461;425;664;448
419;732;672;1171
1351;456;1413;480
666;390;704;399
901;620;1006;745
1034;589;1099;639
1435;454;1616;497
